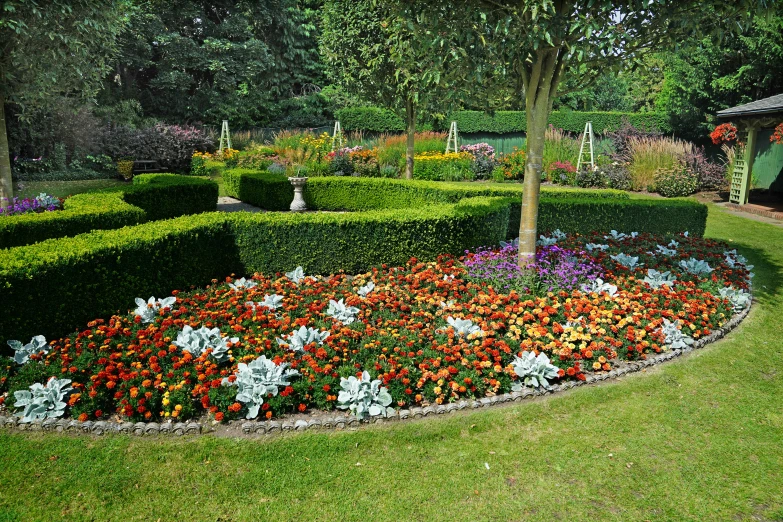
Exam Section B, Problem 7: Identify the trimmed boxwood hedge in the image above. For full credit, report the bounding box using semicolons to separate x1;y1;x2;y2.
0;174;218;248
1;197;510;342
335;107;671;134
222;169;293;211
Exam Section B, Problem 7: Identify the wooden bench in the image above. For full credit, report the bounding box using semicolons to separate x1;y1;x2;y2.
132;160;164;173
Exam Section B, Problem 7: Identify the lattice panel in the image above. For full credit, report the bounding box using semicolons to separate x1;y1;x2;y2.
729;132;749;205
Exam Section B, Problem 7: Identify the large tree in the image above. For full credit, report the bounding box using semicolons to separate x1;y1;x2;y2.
321;1;457;178
0;0;128;202
103;0;325;128
413;1;771;265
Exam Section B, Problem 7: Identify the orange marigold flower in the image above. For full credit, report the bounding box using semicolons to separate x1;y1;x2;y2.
78;413;88;422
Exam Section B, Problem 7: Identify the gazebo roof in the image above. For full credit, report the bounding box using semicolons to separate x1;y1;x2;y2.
717;93;783;119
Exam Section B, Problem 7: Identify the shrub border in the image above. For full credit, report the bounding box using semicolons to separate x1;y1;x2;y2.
0;301;751;437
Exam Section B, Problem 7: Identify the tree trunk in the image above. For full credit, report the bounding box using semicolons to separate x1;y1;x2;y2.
404;97;415;180
517;48;565;267
518;106;548;265
0;95;12;203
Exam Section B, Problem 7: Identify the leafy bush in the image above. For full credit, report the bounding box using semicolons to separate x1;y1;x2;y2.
460;143;497;179
349;149;380;177
100;123;214;173
547;160;577;185
602;164;633;191
335;107;406;132
495;149;526;180
654;163;699;197
684;147;727;191
337;371;394;419
576;169;610;188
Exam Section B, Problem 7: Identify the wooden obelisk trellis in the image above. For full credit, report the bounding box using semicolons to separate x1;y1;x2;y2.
218;120;232;153
576;121;595;171
331;121;344;151
729;127;756;206
445;121;459;153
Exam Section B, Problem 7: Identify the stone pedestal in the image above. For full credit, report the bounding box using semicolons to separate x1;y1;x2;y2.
289;177;308;212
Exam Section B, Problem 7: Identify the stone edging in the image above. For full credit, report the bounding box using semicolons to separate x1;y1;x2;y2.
0;303;752;437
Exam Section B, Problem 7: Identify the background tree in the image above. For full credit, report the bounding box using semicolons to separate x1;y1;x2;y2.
0;0;128;201
415;0;771;265
101;0;326;128
321;0;454;178
655;13;783;141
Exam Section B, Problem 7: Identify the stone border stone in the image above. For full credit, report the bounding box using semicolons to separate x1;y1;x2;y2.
0;302;752;438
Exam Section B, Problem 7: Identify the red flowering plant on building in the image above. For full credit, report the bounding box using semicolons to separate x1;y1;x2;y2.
0;233;752;424
772;123;783;145
710;123;738;145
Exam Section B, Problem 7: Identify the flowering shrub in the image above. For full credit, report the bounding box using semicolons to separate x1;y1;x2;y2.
547;161;577;185
101;123;214;173
772;123;783;145
710;123;738;145
413;151;474;181
0;193;63;217
0;232;750;423
349;149;380;177
654;163;699;197
191;152;210;176
460;143;497;179
495;148;526;181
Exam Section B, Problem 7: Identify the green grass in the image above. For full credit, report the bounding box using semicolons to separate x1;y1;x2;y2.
11;179;127;199
1;204;783;521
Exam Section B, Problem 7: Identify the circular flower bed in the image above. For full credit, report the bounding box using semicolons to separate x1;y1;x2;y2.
0;231;753;426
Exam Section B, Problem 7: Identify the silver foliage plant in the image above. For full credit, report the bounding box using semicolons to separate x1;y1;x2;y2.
222;356;300;419
679;258;713;276
500;237;520;249
610;253;643;269
724;250;755;281
718;287;752;312
510;351;560;390
247;294;284;312
585;243;609;252
14;377;73;422
326;299;360;324
537;229;567;246
173;325;238;363
438;316;482;338
7;335;48;365
659;318;694;349
357;281;375;297
604;230;638;241
655;244;677;256
285;266;306;285
582;278;618;297
643;269;678;289
228;277;257;291
134;296;177;324
276;326;330;352
337;370;394;420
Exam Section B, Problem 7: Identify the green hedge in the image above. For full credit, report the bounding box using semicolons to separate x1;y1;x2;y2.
537;198;708;238
0;174;218;248
0;213;240;344
336;107;671;134
1;198;510;342
222;169;293;211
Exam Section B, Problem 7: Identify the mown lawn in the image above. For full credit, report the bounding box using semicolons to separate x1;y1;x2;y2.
1;204;782;522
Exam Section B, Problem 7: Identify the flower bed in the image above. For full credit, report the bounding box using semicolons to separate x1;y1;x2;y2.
0;193;63;217
0;231;752;426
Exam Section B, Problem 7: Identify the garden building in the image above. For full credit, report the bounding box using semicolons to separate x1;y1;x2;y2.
716;93;783;205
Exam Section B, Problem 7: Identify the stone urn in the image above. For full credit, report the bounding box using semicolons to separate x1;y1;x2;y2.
288;176;308;212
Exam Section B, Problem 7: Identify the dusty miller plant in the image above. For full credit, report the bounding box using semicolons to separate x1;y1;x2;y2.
658;318;694;349
14;377;73;422
718;286;751;312
337;370;394;420
438;316;482;338
7;335;48;365
173;325;238;363
222;356;300;419
276;326;330;352
134;296;177;324
643;269;677;289
510;351;560;390
326;299;360;324
228;277;257;291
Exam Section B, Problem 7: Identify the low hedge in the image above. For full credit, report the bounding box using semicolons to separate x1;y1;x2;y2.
336;107;672;134
1;197;510;342
0;174;218;248
222;169;293;211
